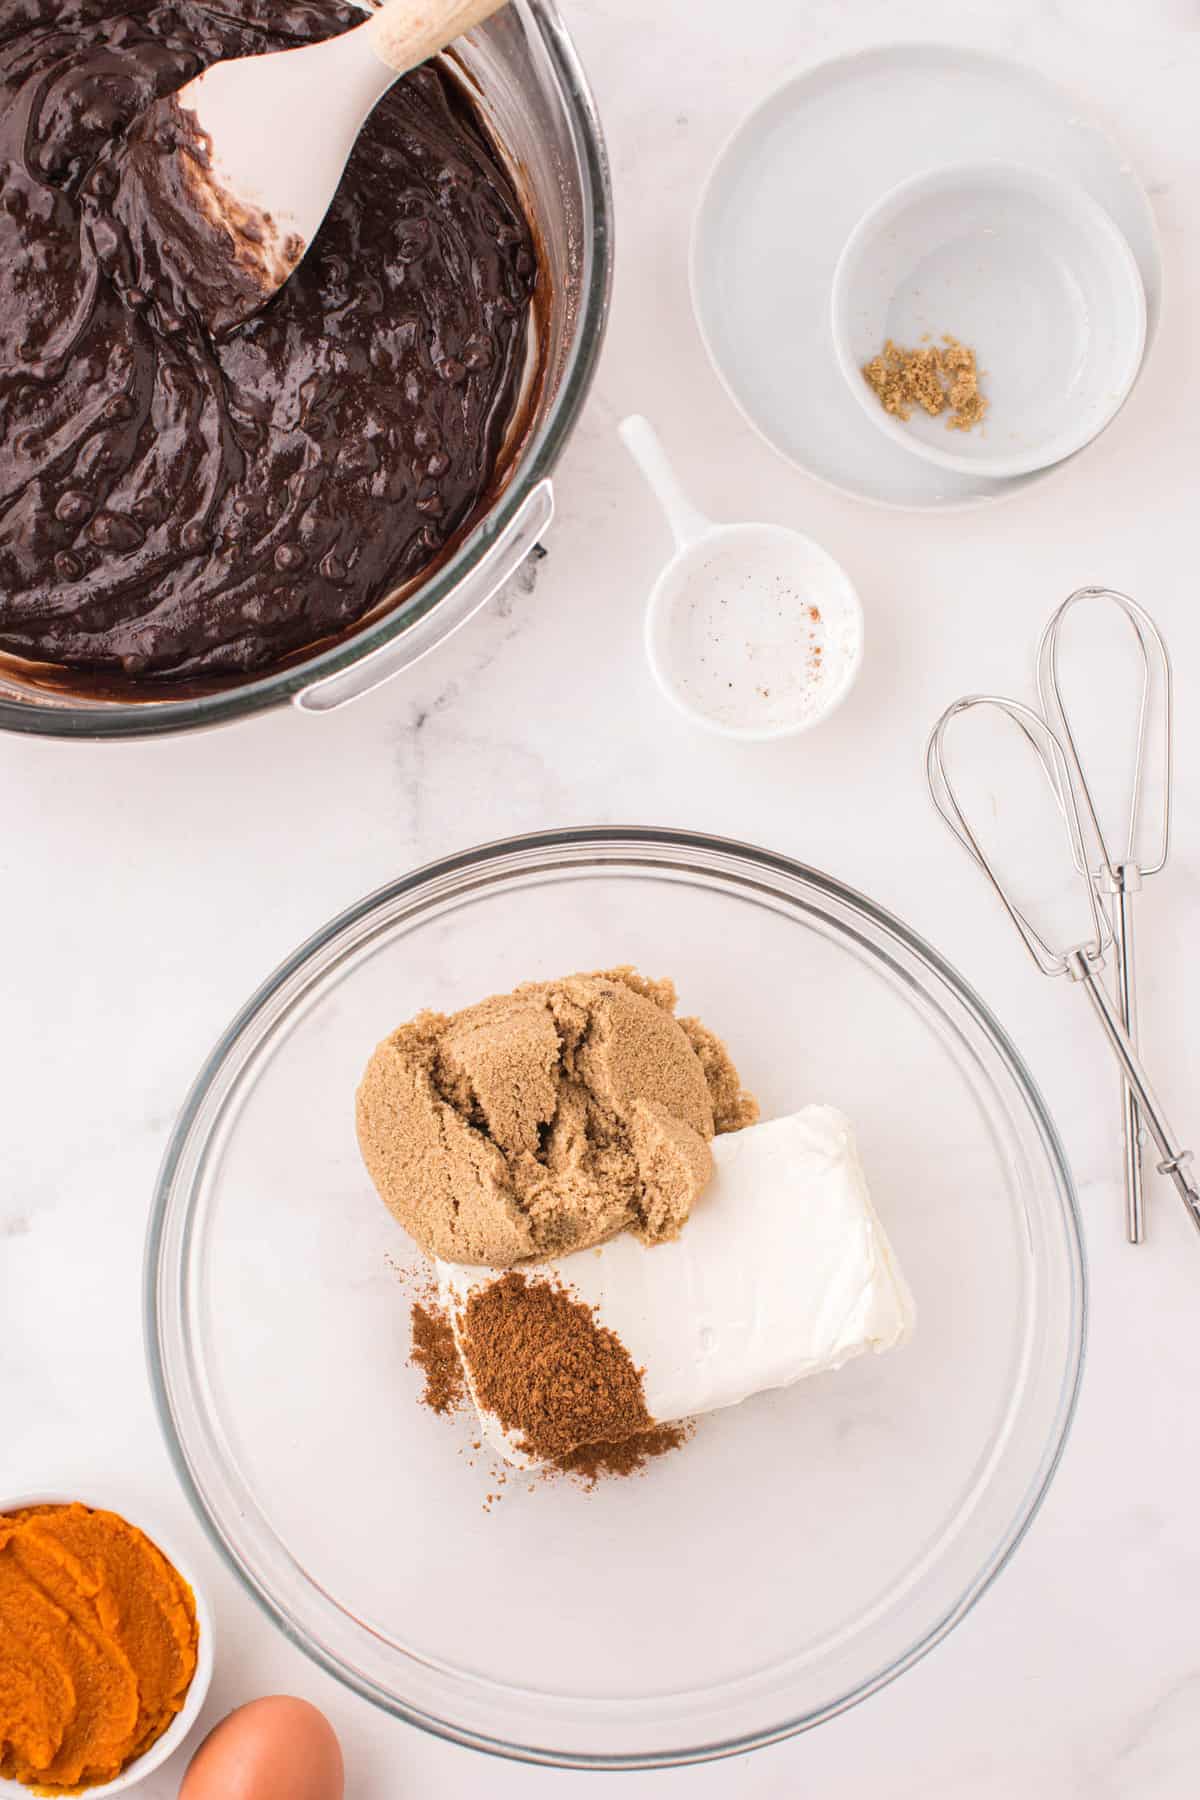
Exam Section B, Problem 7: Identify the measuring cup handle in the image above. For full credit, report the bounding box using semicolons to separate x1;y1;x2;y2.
619;414;711;548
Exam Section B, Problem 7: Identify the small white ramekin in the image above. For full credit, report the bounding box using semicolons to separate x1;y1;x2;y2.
831;160;1147;478
0;1493;214;1799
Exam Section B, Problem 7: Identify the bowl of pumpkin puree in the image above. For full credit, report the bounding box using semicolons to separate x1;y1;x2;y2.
0;1497;213;1795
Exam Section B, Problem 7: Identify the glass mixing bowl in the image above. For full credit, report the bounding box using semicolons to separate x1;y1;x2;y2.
146;829;1085;1769
0;0;611;740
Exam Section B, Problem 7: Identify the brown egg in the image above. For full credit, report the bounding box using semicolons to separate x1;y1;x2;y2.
179;1696;344;1800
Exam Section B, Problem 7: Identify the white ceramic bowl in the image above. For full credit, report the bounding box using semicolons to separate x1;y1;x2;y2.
0;1494;214;1798
830;161;1147;478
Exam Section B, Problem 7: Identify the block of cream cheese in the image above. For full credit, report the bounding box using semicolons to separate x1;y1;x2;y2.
437;1104;915;1467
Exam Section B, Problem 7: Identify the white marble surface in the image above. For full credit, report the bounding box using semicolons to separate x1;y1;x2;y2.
5;0;1200;1793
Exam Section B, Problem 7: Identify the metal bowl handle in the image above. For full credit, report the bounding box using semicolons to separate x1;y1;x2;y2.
293;477;554;714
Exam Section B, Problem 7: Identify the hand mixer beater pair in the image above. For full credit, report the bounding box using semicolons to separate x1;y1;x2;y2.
927;586;1197;1242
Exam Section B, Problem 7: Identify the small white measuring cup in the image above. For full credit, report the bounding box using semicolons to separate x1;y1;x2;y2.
620;416;864;740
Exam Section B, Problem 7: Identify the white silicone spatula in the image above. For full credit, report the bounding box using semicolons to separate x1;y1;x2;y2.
136;0;508;333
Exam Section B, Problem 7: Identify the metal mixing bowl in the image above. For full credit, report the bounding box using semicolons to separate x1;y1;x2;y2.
0;0;611;739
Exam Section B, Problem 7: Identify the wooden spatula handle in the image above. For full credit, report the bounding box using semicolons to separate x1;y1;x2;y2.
366;0;508;72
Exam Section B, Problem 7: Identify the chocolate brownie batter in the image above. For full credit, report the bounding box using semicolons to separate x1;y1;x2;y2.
0;0;537;680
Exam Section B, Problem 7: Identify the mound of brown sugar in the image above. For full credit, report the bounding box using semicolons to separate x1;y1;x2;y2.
357;969;757;1266
459;1272;658;1462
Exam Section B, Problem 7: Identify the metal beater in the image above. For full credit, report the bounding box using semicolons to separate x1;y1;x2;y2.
1037;587;1172;1244
926;694;1200;1239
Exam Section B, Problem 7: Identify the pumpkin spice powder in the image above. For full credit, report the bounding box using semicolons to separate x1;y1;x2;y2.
409;1301;464;1417
409;1273;689;1485
459;1272;654;1462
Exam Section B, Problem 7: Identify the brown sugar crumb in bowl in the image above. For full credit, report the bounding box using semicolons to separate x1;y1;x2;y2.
861;335;988;432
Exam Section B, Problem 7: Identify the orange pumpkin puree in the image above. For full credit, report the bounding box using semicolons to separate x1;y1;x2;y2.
0;1503;198;1793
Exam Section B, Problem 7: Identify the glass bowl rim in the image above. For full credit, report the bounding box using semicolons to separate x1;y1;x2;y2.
144;825;1087;1769
0;0;612;741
